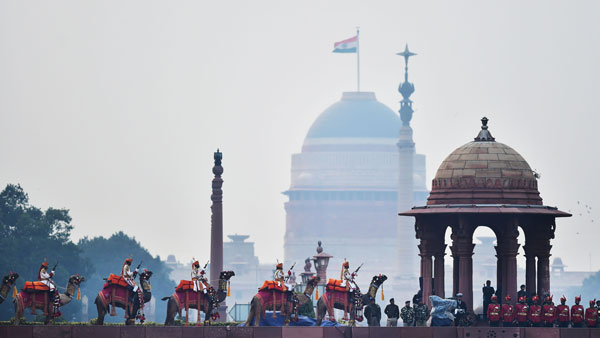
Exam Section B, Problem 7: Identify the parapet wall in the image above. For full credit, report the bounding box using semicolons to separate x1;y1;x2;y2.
1;325;598;338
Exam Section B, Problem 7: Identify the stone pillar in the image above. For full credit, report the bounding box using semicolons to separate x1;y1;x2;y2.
397;126;417;279
451;248;459;298
418;243;433;307
495;221;520;303
450;219;475;310
433;247;446;299
523;246;537;297
537;253;551;297
209;149;226;321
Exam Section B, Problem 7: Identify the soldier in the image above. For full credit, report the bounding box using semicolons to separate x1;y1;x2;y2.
556;296;570;328
528;295;542;327
413;297;430;327
501;295;515;327
398;300;412;327
517;285;527;300
482;280;495;320
516;296;529;327
542;295;556;327
585;300;598;328
487;295;501;327
121;257;144;319
274;263;286;290
571;296;584;327
191;260;210;294
38;260;60;317
339;261;355;292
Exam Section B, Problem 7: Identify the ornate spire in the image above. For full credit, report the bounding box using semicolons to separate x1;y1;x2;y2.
474;117;495;142
397;44;417;126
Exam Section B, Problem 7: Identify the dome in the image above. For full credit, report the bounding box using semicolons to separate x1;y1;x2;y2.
427;118;542;205
305;92;400;139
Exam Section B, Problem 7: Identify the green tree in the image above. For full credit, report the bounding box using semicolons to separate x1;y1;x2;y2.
78;232;173;323
0;184;92;321
566;270;600;306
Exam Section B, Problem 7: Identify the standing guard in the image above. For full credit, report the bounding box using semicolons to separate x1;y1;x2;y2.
542;295;556;327
487;295;501;327
516;296;529;327
501;295;515;327
556;296;570;328
585;300;598;328
38;260;61;317
528;295;542;327
571;296;584;327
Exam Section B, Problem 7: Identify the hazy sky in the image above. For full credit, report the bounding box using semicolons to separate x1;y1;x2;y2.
1;1;598;271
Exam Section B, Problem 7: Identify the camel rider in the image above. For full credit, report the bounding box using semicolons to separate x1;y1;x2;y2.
191;260;211;293
274;263;288;290
122;258;142;303
38;261;61;317
340;261;356;292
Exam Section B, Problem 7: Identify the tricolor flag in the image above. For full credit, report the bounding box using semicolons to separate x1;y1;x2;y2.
333;35;358;53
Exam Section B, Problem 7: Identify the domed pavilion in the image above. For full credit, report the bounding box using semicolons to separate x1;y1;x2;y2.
400;117;571;310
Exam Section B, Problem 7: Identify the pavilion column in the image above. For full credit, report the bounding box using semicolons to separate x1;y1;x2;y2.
450;219;476;310
495;220;520;303
537;251;551;297
523;246;537;298
419;244;433;307
451;247;459;298
433;245;446;299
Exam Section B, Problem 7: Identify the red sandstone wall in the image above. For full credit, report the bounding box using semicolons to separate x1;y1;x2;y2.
1;326;599;338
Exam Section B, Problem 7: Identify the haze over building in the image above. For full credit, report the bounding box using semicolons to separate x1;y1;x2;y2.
283;46;426;285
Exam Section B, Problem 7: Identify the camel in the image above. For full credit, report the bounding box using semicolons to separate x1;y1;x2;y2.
14;274;85;325
162;271;235;326
315;274;387;326
0;272;19;304
244;275;320;327
95;270;153;325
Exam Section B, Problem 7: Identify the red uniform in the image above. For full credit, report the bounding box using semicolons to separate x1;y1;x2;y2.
542;304;556;327
528;304;542;326
488;303;501;326
571;304;584;326
556;304;570;327
516;303;529;326
585;306;598;327
501;303;516;326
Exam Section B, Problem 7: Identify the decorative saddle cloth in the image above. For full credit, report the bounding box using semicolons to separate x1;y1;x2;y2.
22;281;50;292
106;274;129;288
259;280;287;292
326;279;348;292
176;280;195;291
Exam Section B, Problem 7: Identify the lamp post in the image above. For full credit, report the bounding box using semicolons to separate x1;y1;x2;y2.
312;241;332;285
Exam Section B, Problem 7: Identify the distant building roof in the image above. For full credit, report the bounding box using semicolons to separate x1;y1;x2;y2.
304;92;400;139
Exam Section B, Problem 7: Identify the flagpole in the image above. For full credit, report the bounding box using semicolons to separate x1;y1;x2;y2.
356;27;360;92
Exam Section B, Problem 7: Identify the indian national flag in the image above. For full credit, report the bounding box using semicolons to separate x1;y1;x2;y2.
333;35;358;53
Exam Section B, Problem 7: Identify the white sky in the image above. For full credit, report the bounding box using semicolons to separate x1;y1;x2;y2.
1;1;598;271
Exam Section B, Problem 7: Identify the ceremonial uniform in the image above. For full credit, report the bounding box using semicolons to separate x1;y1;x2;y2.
585;300;598;328
38;263;56;291
487;296;501;327
556;296;570;328
121;258;139;292
571;296;584;327
339;261;354;291
516;297;529;327
274;263;290;291
191;260;211;293
542;296;556;327
38;261;60;316
528;296;542;327
501;295;515;327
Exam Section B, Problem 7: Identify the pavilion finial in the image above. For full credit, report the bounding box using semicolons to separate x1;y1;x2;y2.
474;117;495;142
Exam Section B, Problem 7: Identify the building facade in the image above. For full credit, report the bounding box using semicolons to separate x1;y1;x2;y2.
283;90;427;286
